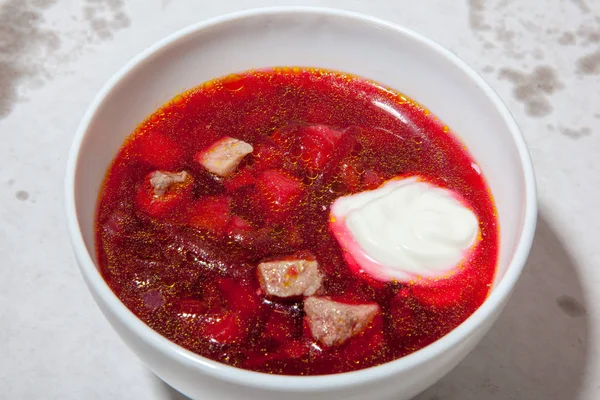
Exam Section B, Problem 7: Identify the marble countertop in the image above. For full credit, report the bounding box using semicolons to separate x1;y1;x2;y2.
1;0;598;399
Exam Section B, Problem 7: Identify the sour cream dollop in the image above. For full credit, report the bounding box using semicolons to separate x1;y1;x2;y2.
330;176;480;282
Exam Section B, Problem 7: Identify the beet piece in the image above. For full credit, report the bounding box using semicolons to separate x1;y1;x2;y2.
297;125;343;170
135;132;183;170
224;168;256;192
227;224;296;261
339;161;361;192
227;225;263;250
187;195;231;235
227;215;252;233
136;171;193;218
256;170;302;221
252;144;285;171
218;277;260;316
201;312;246;344
362;169;384;190
270;123;302;148
176;298;209;317
159;226;254;279
315;128;360;183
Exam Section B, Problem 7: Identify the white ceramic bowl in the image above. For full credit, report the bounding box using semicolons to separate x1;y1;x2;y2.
65;7;537;400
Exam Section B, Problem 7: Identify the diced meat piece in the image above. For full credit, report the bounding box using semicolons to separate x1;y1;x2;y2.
136;133;183;169
136;170;193;218
258;256;323;298
196;137;253;177
186;195;231;235
303;297;379;347
256;169;302;221
149;170;189;196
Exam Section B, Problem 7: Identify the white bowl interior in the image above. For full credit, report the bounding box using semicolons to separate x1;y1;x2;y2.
74;11;526;288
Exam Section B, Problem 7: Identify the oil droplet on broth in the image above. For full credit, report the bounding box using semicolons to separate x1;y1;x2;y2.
204;80;215;90
172;94;185;105
222;74;245;92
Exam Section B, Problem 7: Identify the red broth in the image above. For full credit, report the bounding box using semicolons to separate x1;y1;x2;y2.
95;67;498;375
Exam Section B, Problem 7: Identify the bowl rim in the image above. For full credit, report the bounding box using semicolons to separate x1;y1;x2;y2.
64;6;537;392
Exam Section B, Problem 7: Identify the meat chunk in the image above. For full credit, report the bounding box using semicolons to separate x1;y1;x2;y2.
196;137;253;177
137;170;194;218
149;170;189;197
304;297;379;347
258;256;323;298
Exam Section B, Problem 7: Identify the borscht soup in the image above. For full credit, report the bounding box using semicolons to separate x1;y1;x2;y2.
95;67;498;375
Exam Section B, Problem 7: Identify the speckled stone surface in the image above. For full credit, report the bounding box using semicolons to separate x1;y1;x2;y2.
0;1;598;399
